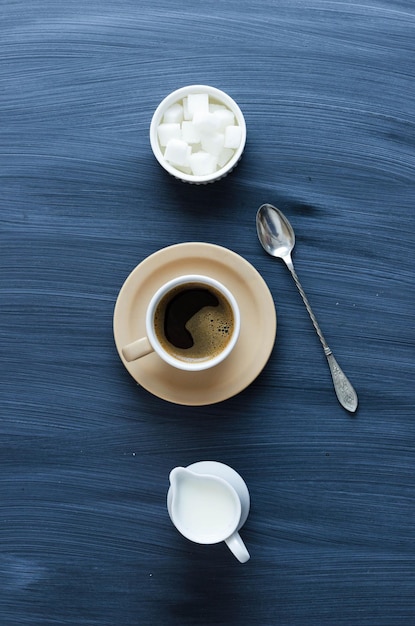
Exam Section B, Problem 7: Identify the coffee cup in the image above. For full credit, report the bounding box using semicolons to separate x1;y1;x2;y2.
121;274;240;371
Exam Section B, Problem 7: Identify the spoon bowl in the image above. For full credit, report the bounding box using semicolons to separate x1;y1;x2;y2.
256;204;295;260
256;203;358;414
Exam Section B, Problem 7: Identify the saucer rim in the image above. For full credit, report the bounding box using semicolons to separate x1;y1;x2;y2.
113;242;276;406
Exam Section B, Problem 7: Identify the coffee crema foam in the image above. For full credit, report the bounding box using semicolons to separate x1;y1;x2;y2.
154;283;234;362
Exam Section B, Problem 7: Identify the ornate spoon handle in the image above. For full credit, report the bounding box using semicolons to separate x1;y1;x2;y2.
325;352;358;413
284;255;358;413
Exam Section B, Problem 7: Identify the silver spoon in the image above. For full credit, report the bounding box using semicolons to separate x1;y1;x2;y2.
256;203;358;413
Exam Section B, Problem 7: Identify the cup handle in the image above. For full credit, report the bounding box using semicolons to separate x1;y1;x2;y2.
225;531;250;563
122;337;154;362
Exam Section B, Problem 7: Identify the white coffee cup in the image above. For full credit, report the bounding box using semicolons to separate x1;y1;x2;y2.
121;274;240;372
167;462;250;563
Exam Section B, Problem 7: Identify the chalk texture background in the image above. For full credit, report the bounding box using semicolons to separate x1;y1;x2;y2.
1;1;414;624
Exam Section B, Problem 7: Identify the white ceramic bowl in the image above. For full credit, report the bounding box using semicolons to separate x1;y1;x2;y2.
149;85;246;184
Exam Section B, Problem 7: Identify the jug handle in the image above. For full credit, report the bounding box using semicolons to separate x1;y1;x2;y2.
225;532;250;563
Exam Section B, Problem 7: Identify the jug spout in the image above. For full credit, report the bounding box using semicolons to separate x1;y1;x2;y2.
169;466;207;512
169;466;201;520
169;466;193;491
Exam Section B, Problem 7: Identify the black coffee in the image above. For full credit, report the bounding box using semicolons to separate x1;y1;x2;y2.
154;283;234;362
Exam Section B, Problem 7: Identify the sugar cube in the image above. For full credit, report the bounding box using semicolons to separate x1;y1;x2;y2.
217;147;234;168
188;151;217;176
157;123;181;147
163;103;183;124
164;138;191;167
193;111;221;135
182;97;192;120
187;93;209;117
201;132;225;157
224;125;242;149
181;121;201;144
213;108;235;131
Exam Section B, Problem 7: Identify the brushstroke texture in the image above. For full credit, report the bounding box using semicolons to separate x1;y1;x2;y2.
1;0;414;624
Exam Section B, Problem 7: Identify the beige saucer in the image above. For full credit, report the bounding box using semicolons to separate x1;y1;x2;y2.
113;243;277;406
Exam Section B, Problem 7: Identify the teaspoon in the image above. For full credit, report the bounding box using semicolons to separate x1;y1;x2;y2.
256;203;358;413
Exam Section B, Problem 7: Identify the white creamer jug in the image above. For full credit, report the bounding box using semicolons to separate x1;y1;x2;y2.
167;461;250;563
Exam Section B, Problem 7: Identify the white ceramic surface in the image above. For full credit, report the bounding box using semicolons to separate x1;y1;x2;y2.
167;461;250;563
149;85;246;184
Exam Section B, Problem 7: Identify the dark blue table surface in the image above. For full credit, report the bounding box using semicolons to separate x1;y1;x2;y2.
1;1;414;624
